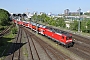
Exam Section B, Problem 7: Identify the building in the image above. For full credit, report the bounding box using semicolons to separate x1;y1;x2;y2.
64;9;83;16
69;12;83;16
64;9;70;16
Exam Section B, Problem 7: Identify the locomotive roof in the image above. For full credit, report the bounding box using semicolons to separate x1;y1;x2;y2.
46;26;69;35
55;29;71;36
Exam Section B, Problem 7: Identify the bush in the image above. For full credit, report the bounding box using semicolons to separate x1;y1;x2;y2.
0;26;5;31
11;27;17;34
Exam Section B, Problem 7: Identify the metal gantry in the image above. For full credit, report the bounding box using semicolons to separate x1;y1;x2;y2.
78;7;81;32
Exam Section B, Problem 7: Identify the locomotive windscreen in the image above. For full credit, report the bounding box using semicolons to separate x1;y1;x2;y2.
66;36;72;40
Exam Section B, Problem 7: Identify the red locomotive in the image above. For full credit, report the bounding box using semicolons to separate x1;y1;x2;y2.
13;20;74;48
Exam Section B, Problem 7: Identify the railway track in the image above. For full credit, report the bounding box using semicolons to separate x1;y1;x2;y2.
24;29;41;60
72;33;90;47
23;26;71;60
5;26;24;60
12;26;23;60
67;33;90;60
5;25;90;60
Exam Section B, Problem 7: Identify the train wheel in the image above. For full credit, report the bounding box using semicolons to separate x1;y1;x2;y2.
65;45;69;48
58;42;60;44
70;42;74;47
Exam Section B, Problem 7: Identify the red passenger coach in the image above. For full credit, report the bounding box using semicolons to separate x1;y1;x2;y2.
17;20;23;25
13;19;17;24
29;22;33;29
38;24;44;34
25;22;29;27
20;21;23;25
32;23;37;31
22;21;26;26
36;23;40;31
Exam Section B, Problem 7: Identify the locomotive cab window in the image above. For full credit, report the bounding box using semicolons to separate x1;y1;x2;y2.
66;36;72;40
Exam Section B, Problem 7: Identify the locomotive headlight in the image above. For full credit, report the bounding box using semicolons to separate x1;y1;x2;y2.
66;40;72;42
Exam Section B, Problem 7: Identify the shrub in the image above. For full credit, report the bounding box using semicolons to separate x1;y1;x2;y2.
0;26;5;31
11;27;17;34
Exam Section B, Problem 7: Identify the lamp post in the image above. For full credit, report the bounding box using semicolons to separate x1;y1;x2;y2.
78;7;81;32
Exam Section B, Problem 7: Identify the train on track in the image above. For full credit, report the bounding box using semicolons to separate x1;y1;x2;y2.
13;19;74;48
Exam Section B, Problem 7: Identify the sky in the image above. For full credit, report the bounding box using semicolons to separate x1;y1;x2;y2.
0;0;90;14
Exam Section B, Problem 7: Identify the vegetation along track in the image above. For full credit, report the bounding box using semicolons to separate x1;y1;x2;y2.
0;24;15;38
0;26;10;38
23;26;71;60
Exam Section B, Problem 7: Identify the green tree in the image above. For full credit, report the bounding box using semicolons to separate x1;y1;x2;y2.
44;16;51;24
31;13;48;23
11;27;17;34
37;15;41;21
84;12;90;16
31;14;66;28
31;14;37;21
87;20;90;33
48;18;56;26
56;18;66;27
40;14;47;22
81;20;87;32
70;20;78;30
0;9;10;26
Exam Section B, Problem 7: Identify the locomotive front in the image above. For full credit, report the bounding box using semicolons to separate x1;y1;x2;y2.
65;34;74;47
